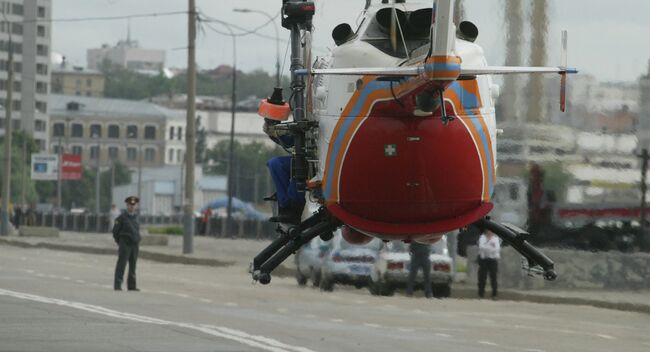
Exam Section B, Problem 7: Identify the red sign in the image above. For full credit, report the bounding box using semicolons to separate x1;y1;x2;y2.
61;154;82;180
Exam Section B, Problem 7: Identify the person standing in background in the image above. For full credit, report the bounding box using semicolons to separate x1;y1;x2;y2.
477;228;501;299
113;197;141;291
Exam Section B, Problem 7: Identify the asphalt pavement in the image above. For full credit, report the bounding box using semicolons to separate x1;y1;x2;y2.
1;244;649;352
1;231;648;315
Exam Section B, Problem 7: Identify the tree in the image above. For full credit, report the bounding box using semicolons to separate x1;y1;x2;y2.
205;140;285;203
0;131;40;206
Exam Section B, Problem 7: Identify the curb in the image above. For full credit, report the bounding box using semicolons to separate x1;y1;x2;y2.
0;238;234;268
450;287;650;315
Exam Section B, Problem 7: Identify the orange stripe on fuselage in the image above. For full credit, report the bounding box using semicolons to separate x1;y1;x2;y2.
444;88;490;202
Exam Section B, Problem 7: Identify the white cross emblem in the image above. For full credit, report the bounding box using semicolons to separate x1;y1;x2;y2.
384;144;397;157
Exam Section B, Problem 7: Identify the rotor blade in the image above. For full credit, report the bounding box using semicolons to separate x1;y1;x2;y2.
460;66;578;77
302;67;419;77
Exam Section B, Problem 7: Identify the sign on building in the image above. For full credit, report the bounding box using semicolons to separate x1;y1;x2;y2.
31;154;59;180
62;154;82;180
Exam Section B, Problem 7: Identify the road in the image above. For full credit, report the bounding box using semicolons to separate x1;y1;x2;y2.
1;245;649;352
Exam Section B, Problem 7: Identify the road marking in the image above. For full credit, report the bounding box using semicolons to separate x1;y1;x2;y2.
76;280;86;284
523;349;545;352
397;328;413;333
595;334;616;340
303;314;317;319
434;333;452;338
363;323;381;328
26;270;35;274
0;288;318;352
478;341;498;346
225;302;239;307
200;298;212;303
175;293;190;298
276;308;288;313
330;319;344;323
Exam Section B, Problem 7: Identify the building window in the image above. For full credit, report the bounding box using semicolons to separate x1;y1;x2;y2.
86;79;92;87
71;123;83;138
127;125;138;138
11;22;22;35
169;126;174;140
144;148;155;162
90;146;99;160
144;126;156;140
37;25;45;37
35;101;47;113
36;44;48;56
53;123;65;137
168;149;174;163
12;120;20;129
53;145;60;154
108;125;119;138
12;100;20;110
72;146;82;156
127;147;137;161
36;82;48;94
108;147;118;160
90;124;102;138
36;64;48;75
38;6;46;18
12;3;23;15
177;127;183;140
177;149;182;163
34;120;46;132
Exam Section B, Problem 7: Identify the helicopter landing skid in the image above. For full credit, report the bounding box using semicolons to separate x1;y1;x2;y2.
475;218;558;281
250;207;340;285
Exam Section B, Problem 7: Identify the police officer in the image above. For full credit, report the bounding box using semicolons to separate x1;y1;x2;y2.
113;196;141;291
406;241;433;298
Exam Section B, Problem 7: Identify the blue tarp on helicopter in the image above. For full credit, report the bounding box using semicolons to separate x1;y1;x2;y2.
202;197;270;220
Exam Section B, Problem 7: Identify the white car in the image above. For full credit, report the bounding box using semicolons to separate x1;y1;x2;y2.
319;231;383;291
295;236;329;286
369;237;453;297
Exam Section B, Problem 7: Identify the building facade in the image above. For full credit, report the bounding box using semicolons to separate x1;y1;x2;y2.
87;40;165;71
48;94;185;170
51;63;105;97
0;0;51;150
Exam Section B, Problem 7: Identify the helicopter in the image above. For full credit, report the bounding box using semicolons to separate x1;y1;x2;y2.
250;0;577;285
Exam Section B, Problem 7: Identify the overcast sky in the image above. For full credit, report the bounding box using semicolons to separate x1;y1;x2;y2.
52;0;650;83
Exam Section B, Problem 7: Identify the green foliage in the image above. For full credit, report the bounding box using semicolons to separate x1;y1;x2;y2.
35;160;132;212
205;140;285;203
101;64;285;101
523;161;573;202
195;116;207;164
0;131;40;205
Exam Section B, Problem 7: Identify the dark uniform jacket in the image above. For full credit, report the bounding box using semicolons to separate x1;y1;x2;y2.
112;211;141;243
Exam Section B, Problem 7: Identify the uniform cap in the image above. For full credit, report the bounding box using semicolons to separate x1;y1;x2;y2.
125;196;140;205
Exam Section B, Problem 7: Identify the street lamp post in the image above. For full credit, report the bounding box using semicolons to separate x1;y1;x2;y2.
233;8;280;87
93;133;101;215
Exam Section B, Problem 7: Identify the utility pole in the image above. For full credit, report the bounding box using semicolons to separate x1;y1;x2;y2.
1;22;14;236
638;148;649;248
183;0;196;254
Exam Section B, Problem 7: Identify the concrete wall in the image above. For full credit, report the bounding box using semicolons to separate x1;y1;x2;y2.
466;246;650;290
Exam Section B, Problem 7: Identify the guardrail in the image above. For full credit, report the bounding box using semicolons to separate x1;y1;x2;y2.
15;213;277;239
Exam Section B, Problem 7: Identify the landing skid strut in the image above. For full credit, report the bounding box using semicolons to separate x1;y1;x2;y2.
475;218;557;281
251;207;340;285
